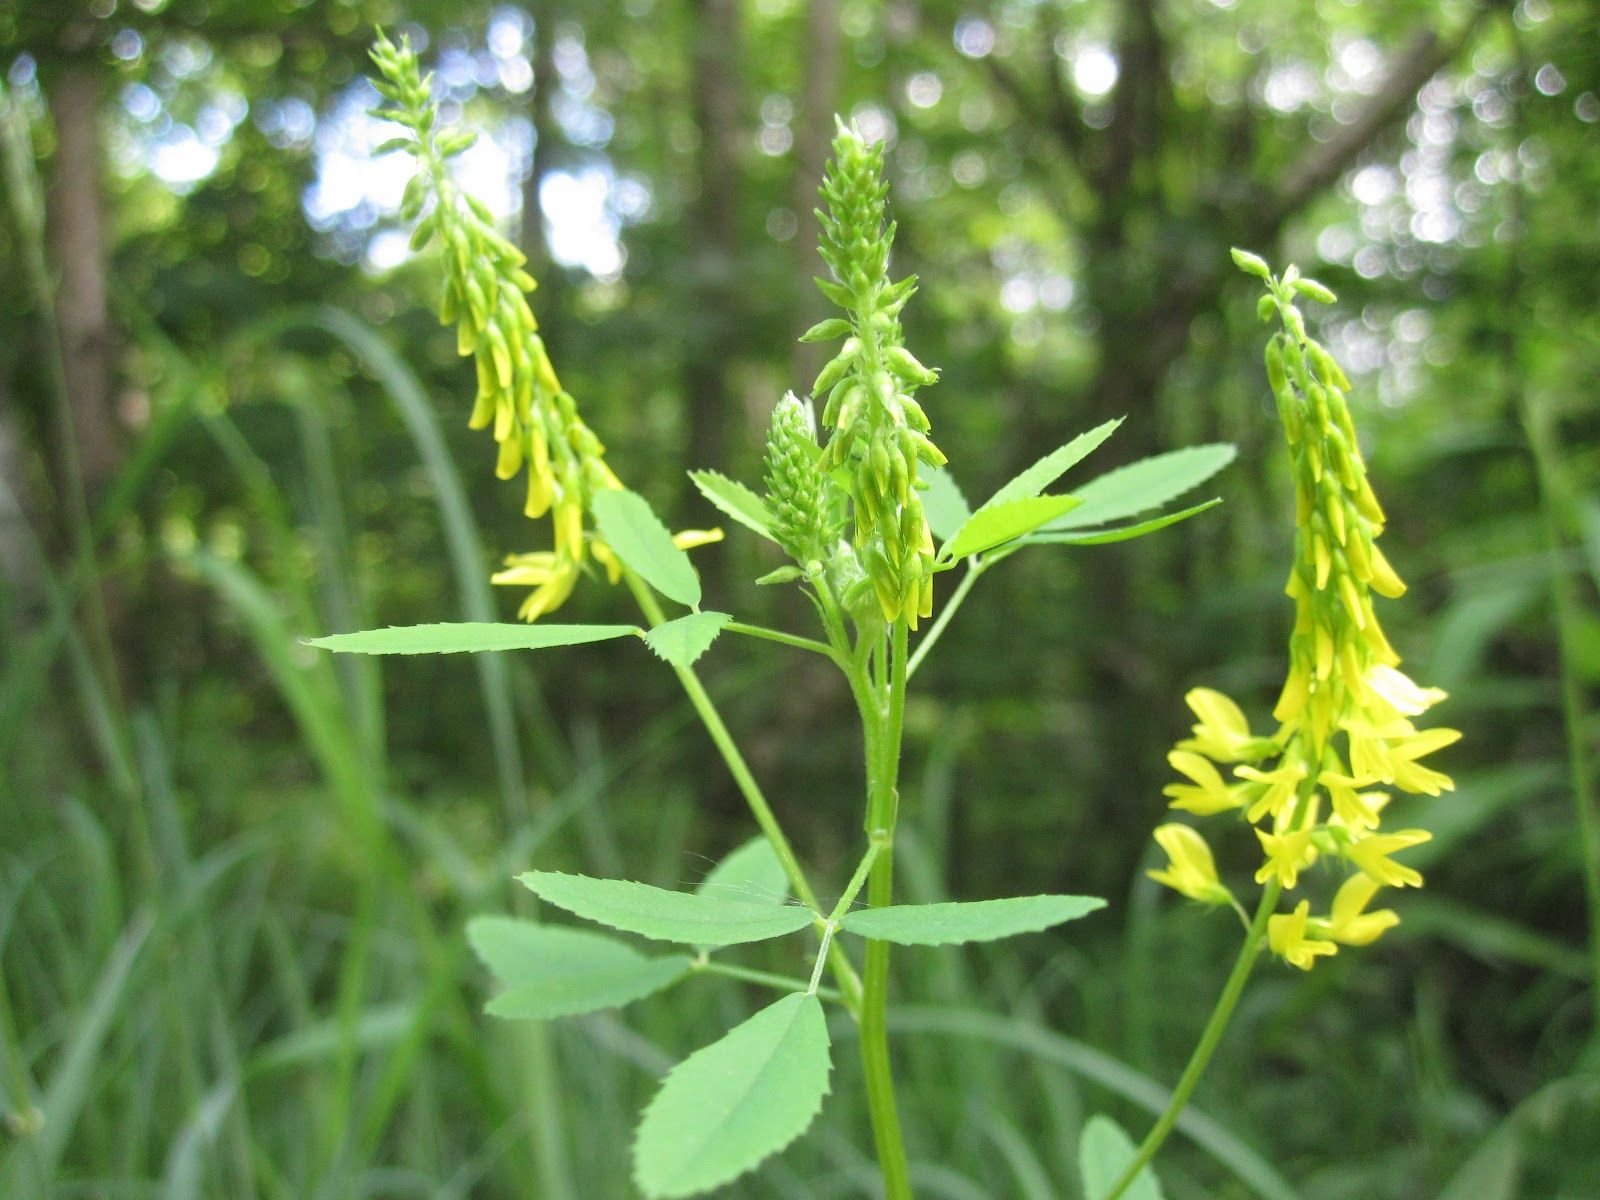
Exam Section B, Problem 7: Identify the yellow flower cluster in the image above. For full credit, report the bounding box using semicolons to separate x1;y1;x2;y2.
371;33;717;620
1149;258;1459;969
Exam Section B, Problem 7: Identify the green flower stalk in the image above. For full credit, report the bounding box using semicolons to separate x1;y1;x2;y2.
368;33;720;621
1147;250;1461;968
802;122;945;628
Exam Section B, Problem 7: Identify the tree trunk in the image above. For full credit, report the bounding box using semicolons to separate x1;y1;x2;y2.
47;61;122;513
521;2;567;356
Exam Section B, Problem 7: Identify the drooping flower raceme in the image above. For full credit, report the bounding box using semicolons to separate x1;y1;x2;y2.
369;34;716;621
1147;251;1460;969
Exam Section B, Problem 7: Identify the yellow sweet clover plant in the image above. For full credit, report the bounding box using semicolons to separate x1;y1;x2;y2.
1103;251;1462;1199
332;37;1397;1200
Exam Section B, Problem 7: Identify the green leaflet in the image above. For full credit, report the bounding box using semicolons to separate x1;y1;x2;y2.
466;917;690;1019
687;470;777;542
1044;444;1236;532
593;488;702;607
1080;1114;1165;1200
1027;499;1222;546
938;494;1082;563
985;418;1124;508
634;993;831;1198
518;871;814;945
840;895;1105;945
644;612;732;668
307;622;640;655
697;837;790;906
920;466;972;541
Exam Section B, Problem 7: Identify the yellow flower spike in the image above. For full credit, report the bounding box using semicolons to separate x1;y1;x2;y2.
1343;829;1431;888
1322;875;1400;947
1148;825;1234;906
1163;750;1247;815
1269;901;1339;970
1254;827;1318;889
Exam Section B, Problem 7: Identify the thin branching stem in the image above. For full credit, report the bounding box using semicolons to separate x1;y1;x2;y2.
723;620;839;660
624;572;864;1015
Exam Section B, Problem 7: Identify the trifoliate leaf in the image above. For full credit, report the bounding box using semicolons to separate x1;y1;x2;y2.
644;612;731;668
518;872;814;945
840;895;1105;945
634;993;831;1198
466;917;690;1019
593;489;702;607
920;466;972;542
1080;1114;1165;1200
308;623;640;655
1044;444;1237;532
985;418;1123;509
938;495;1082;563
689;470;777;542
698;838;790;906
1028;499;1222;546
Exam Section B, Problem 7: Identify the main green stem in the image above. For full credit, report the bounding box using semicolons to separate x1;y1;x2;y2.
1102;882;1280;1200
623;575;863;1014
858;618;914;1199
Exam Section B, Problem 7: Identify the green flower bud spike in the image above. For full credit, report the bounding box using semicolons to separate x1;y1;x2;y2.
807;121;945;628
763;393;839;565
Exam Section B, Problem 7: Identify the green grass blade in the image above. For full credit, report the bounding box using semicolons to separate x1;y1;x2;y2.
0;912;152;1187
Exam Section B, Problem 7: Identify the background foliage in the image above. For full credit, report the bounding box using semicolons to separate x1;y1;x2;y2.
2;0;1596;1197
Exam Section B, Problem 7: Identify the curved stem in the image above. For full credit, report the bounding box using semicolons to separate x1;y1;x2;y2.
858;619;914;1199
1102;882;1281;1200
624;573;863;1015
